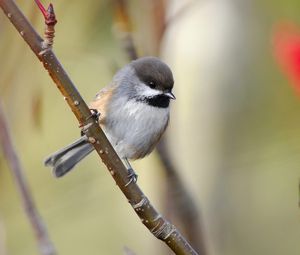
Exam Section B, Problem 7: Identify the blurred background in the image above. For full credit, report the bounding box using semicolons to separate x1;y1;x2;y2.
1;0;300;254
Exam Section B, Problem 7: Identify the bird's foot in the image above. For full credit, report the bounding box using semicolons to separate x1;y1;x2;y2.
125;167;138;187
80;109;100;135
88;108;100;122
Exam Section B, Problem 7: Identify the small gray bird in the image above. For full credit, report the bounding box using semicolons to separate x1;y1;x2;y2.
45;56;175;181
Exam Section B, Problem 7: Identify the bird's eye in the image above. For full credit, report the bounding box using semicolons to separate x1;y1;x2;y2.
148;81;156;89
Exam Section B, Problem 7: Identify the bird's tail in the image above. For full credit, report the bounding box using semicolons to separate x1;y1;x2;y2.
44;135;94;178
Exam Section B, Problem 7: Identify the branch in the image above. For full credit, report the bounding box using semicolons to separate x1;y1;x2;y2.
0;0;198;254
0;102;57;255
34;0;57;50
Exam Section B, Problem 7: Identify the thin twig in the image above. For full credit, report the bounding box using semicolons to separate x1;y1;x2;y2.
0;0;198;254
0;102;56;255
34;0;57;50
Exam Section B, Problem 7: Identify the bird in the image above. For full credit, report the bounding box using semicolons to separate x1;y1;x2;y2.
44;56;175;183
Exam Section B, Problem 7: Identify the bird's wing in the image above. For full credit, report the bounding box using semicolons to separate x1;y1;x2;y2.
89;85;115;125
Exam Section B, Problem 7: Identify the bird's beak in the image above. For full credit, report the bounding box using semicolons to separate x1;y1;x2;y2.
164;92;176;100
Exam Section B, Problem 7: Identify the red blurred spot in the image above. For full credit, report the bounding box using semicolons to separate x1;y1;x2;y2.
273;22;300;94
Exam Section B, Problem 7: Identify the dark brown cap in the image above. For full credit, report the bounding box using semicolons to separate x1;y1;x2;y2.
130;56;174;92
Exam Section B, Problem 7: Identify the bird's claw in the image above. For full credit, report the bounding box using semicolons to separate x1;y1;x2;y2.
125;167;138;187
80;109;100;136
88;109;100;122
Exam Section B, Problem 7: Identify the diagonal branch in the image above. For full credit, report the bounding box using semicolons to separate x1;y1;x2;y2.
0;0;199;254
0;102;57;255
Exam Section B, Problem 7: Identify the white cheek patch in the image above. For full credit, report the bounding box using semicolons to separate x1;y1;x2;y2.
122;100;168;118
136;82;162;98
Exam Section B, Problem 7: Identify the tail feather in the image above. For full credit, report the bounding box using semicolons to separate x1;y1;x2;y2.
44;135;94;178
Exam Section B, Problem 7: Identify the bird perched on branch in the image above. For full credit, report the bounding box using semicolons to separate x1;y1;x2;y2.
44;56;175;184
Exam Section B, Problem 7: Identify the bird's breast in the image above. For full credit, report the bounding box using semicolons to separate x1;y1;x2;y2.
104;99;170;159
